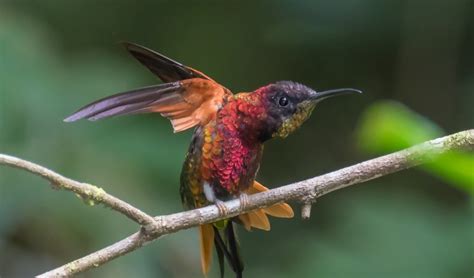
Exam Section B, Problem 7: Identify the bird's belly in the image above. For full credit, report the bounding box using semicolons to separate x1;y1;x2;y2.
180;125;263;209
201;133;262;198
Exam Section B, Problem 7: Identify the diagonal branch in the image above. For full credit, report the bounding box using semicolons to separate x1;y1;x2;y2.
1;129;472;277
0;154;156;227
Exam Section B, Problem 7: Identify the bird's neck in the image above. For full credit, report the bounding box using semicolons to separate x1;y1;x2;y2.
218;93;270;144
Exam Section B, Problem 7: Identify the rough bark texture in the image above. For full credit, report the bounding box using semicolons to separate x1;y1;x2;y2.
1;129;472;277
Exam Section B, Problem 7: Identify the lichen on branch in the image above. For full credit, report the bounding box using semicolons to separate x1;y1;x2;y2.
1;129;472;277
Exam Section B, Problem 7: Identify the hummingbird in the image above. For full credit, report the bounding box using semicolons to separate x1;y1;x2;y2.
65;42;361;278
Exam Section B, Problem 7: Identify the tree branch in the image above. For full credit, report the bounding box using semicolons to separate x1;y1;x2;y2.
1;130;472;277
0;154;156;227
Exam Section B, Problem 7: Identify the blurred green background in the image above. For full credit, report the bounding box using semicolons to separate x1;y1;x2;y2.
0;1;473;277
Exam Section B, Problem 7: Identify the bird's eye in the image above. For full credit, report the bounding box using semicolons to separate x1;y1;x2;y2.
278;96;289;107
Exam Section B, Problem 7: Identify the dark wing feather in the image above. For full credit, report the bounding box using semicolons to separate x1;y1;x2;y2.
64;79;231;132
65;43;232;132
64;82;182;122
122;42;214;83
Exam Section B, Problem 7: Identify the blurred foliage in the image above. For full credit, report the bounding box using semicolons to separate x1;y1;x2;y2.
356;101;474;192
356;101;444;152
1;1;473;278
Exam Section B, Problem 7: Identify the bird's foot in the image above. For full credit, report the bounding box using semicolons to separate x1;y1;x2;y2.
239;193;250;211
215;200;228;217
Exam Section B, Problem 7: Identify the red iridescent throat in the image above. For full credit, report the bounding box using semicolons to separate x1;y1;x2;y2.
201;90;268;194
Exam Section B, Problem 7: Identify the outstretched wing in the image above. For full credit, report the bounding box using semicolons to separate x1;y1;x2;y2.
123;42;215;83
64;79;231;132
65;43;232;132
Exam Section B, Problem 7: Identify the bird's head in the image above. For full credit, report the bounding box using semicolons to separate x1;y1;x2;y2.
251;81;361;141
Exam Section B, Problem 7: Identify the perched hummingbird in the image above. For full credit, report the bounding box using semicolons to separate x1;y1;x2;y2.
65;42;361;277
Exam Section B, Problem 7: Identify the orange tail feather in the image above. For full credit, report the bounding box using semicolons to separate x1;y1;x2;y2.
199;224;215;275
238;181;294;231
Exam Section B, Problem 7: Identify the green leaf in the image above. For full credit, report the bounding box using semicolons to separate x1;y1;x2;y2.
356;100;443;153
356;101;473;193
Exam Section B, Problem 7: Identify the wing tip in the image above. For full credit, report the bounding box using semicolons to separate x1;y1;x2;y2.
63;114;79;123
121;41;154;56
120;40;137;50
63;112;94;122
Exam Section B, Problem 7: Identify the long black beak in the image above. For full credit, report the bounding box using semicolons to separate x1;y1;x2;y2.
311;88;362;102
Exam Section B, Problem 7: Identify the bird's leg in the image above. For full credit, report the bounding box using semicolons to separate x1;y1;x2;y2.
239;193;250;211
215;199;229;217
204;182;228;217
